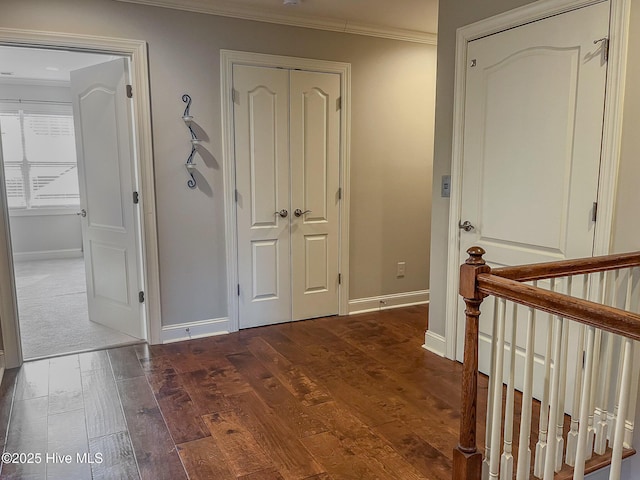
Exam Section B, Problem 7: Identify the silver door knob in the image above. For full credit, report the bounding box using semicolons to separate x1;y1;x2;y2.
76;209;87;217
458;220;474;232
294;209;312;217
275;209;288;218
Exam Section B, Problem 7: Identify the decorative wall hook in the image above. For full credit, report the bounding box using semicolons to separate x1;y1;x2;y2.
182;94;197;189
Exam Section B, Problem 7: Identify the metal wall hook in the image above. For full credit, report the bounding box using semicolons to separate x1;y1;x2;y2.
182;94;198;189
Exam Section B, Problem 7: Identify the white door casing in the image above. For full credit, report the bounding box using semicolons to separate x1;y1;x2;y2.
70;58;144;339
453;2;609;406
290;70;341;321
234;64;341;328
234;65;291;328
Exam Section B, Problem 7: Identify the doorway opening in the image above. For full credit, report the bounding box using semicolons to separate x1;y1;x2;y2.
0;46;143;360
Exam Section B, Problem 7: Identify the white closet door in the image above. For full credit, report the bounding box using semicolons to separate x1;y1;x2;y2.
290;70;341;321
234;65;291;328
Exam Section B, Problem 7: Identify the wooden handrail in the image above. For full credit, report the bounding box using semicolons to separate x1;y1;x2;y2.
453;247;640;480
492;251;640;282
477;274;640;342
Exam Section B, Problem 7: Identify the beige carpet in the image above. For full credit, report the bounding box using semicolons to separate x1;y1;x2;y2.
14;257;139;359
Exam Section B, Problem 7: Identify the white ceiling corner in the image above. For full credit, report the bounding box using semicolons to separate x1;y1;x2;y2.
113;0;438;44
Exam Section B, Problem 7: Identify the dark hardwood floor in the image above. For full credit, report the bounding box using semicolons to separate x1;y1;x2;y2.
0;305;626;479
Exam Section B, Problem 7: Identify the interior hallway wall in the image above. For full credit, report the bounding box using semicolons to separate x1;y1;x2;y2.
0;0;436;326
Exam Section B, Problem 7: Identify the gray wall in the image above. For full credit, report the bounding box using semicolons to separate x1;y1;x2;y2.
0;0;436;326
0;83;83;257
9;214;82;256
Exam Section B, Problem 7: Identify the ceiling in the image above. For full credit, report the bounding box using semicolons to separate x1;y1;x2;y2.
0;47;119;83
116;0;439;43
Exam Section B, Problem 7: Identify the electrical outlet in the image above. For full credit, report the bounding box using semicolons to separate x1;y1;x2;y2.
397;261;406;278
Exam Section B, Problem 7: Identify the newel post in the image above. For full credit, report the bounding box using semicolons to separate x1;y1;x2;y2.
453;246;490;480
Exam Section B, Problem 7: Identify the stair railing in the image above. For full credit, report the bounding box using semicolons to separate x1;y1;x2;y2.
453;247;640;480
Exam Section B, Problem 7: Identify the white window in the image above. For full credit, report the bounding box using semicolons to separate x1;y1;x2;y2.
0;104;80;210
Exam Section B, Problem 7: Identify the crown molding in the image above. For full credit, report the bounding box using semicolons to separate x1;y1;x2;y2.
114;0;437;45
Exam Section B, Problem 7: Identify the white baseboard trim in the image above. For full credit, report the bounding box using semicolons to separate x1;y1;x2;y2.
13;248;83;262
160;317;229;344
348;290;429;315
423;330;446;357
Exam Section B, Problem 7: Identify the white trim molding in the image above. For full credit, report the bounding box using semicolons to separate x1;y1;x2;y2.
348;290;429;315
444;0;631;362
115;0;437;45
220;49;351;333
161;317;230;344
12;248;83;263
423;330;446;357
0;28;162;367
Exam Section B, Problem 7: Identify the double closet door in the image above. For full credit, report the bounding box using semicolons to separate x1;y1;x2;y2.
233;64;341;328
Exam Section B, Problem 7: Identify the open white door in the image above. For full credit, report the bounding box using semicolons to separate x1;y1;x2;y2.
70;58;143;339
455;1;609;404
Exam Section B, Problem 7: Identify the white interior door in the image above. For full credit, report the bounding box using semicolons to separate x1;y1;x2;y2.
234;65;341;328
290;70;340;321
70;58;143;339
455;2;609;397
234;65;291;328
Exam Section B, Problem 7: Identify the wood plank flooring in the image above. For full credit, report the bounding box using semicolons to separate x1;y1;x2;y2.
0;305;629;479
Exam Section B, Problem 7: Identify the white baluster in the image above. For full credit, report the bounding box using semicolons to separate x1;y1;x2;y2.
543;314;564;480
595;331;614;454
574;326;596;480
610;338;634;479
624;338;640;449
515;300;536;480
489;299;507;480
586;272;606;459
610;334;624;450
534;282;555;478
565;323;585;467
483;297;499;480
554;277;570;471
624;267;640;448
500;303;517;480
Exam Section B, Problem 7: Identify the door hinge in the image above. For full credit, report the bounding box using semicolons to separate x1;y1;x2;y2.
338;187;342;200
235;189;239;202
232;88;238;103
126;84;133;99
237;284;240;296
139;291;145;303
592;201;598;222
133;191;139;204
338;273;342;285
337;96;342;110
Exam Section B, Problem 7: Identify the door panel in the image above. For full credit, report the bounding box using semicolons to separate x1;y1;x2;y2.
234;65;291;328
456;1;609;406
290;70;340;321
70;58;142;338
